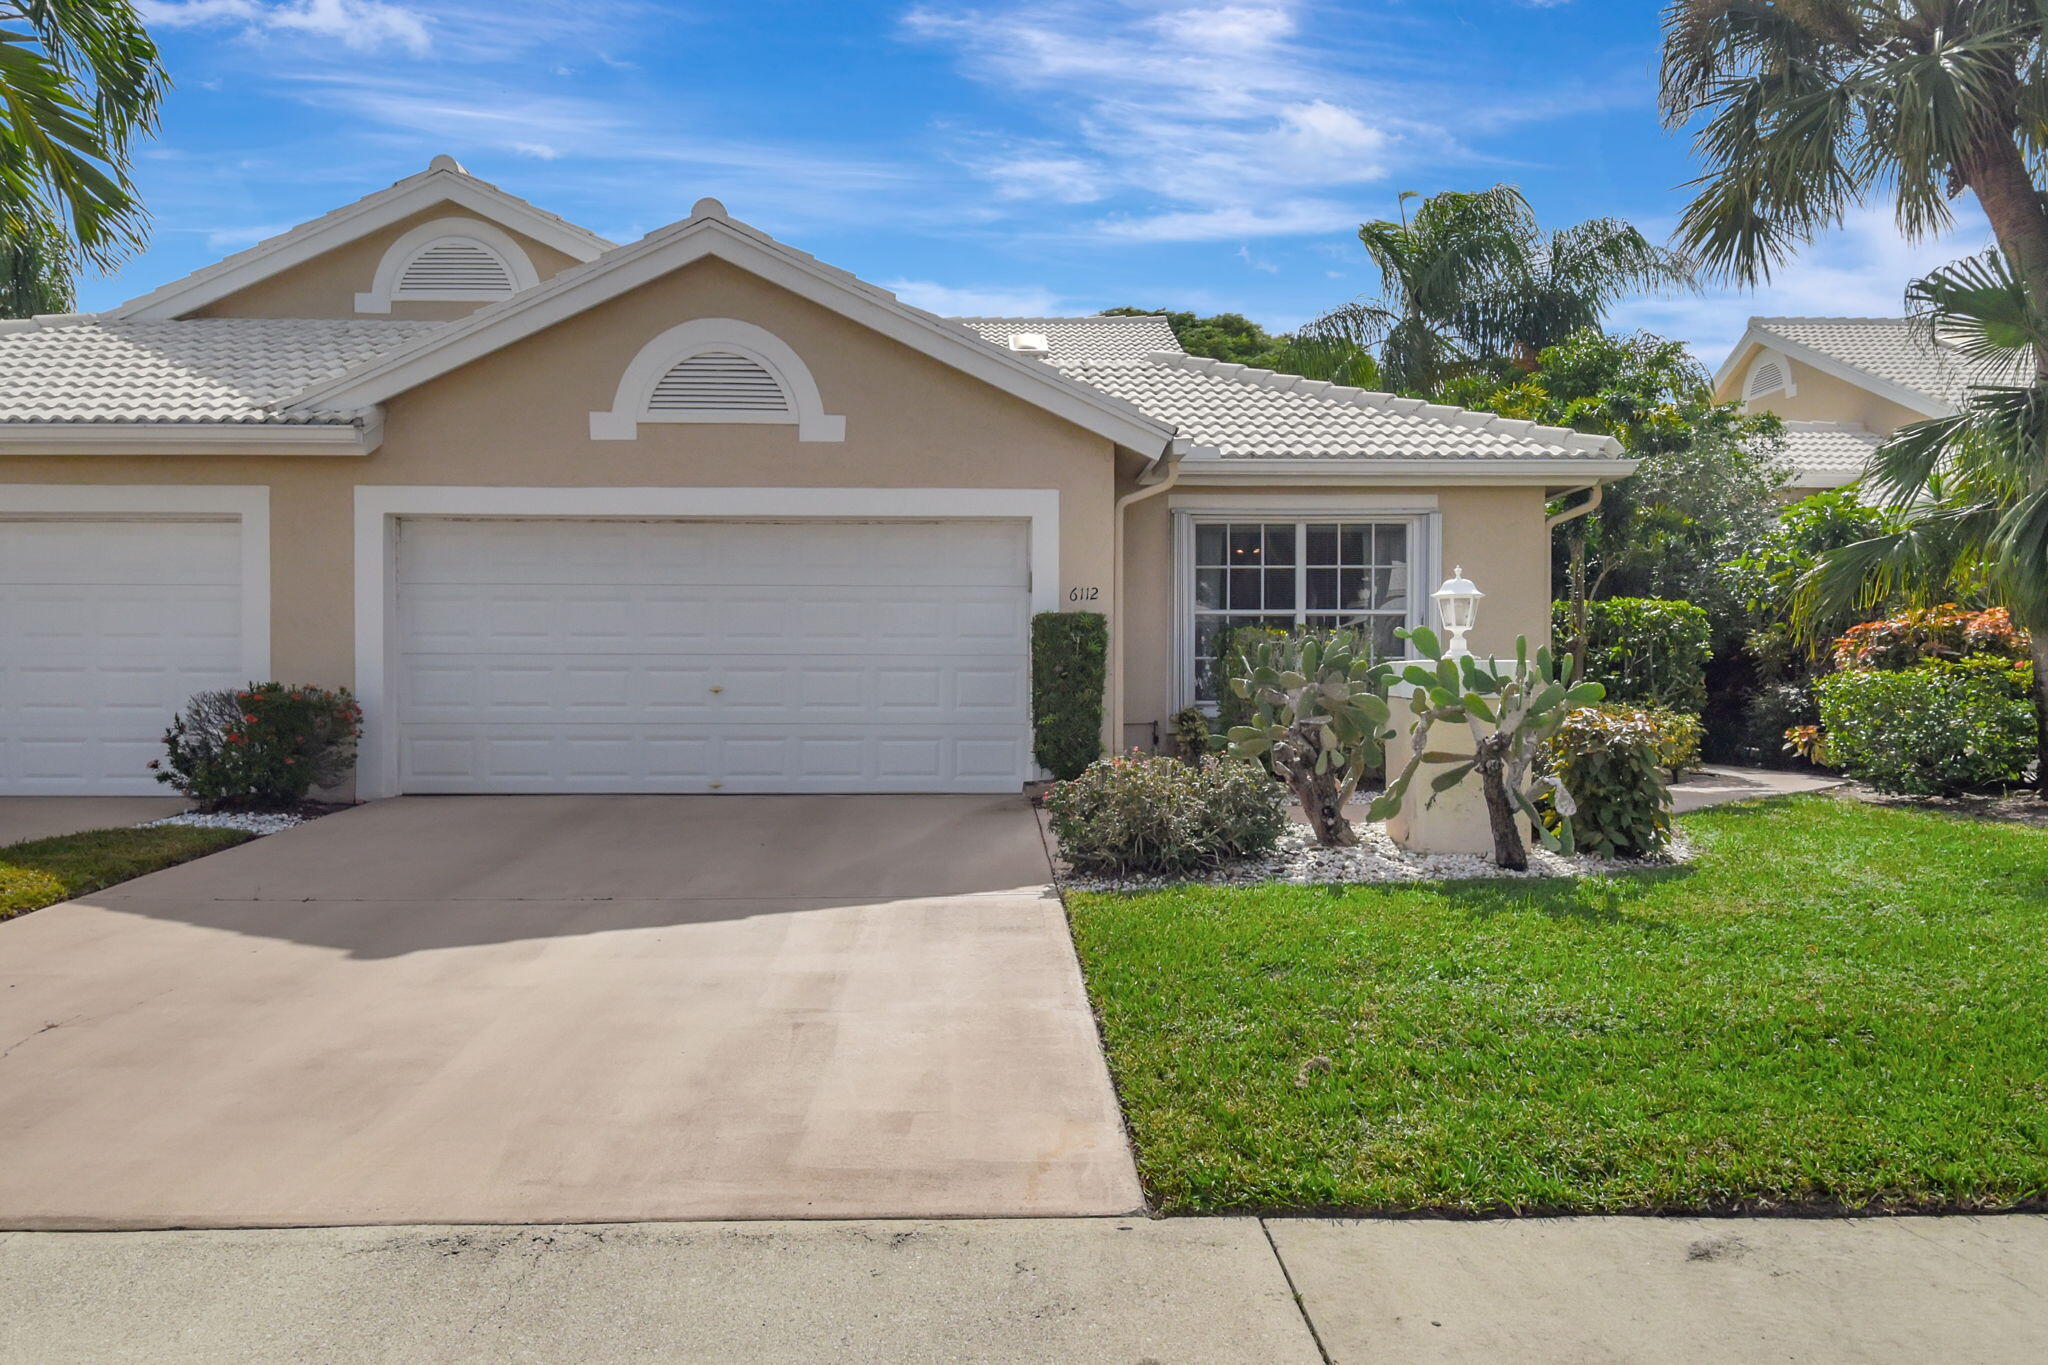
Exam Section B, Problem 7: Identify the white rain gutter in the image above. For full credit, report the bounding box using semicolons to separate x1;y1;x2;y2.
1109;437;1188;750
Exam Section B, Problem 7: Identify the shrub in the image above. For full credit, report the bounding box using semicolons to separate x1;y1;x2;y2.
1816;661;2035;795
1031;612;1107;780
1168;705;1213;763
1221;630;1392;847
1541;706;1673;858
155;683;362;811
1559;597;1712;714
1045;753;1287;877
1831;604;2030;671
1640;705;1704;782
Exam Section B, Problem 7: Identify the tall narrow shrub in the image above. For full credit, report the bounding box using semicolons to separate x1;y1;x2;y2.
1032;612;1107;779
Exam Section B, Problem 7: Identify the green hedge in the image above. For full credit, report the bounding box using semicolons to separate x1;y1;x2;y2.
1541;706;1673;859
1032;611;1107;779
1557;598;1712;715
1817;660;2035;796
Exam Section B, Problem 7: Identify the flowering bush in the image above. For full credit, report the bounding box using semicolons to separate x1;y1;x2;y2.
1639;705;1704;781
155;683;362;810
1045;752;1286;877
1815;661;2034;795
1831;605;2029;672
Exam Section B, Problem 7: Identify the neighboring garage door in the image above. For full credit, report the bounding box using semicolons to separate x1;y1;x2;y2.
394;517;1033;793
0;518;245;795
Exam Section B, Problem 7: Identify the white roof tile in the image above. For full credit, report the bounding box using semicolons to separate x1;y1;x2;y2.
952;315;1181;364
0;317;442;423
1059;352;1621;461
1777;420;1882;480
1748;316;2028;407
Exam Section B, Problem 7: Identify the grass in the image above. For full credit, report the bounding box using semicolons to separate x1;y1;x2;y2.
0;825;253;920
1064;795;2048;1216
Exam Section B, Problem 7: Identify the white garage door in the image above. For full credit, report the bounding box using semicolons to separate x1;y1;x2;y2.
394;517;1033;793
0;518;246;795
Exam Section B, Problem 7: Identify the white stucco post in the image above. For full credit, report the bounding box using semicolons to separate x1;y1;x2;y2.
1384;570;1528;859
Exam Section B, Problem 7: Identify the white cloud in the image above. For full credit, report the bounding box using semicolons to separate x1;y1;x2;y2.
1612;203;1996;366
904;1;1396;242
882;279;1069;315
143;0;432;55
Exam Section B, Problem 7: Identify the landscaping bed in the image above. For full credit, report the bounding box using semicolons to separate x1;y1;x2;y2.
1064;794;2048;1215
1;824;255;921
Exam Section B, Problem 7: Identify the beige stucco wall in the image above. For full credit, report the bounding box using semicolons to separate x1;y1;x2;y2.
1716;347;1931;436
1117;482;1554;750
188;206;585;321
1;258;1120;735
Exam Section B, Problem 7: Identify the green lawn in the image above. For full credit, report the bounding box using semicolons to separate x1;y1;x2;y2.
1065;795;2048;1215
0;825;253;920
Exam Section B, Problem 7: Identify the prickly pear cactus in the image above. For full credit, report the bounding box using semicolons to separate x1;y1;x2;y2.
1221;631;1394;847
1366;626;1604;869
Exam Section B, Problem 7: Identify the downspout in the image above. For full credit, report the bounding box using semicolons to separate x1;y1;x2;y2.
1546;480;1603;528
1109;437;1188;752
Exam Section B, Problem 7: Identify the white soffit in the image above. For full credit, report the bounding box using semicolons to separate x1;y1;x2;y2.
109;159;613;322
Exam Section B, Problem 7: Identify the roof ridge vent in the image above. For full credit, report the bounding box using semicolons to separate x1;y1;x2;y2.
1008;332;1051;359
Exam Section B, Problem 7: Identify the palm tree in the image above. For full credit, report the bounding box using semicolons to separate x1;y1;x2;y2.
0;0;168;281
1662;2;2048;786
1802;250;2048;784
1298;186;1531;395
1298;185;1690;395
1660;2;2048;317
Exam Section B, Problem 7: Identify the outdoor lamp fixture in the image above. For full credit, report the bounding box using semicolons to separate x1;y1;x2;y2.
1431;567;1483;657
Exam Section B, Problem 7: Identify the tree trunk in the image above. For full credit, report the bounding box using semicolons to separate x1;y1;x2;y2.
1962;134;2048;353
1283;734;1358;846
2029;626;2048;795
1474;733;1528;870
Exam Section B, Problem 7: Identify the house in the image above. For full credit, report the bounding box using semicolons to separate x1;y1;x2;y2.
1714;315;1999;495
0;158;1631;798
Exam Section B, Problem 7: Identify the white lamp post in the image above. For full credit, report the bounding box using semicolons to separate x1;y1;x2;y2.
1431;567;1483;658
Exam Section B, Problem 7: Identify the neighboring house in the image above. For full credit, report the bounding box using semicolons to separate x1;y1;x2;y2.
1714;315;2001;494
0;158;1631;797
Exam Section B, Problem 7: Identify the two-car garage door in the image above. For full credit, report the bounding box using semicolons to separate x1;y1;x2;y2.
393;517;1033;793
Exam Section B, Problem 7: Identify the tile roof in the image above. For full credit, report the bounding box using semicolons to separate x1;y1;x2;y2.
951;315;1182;364
1060;352;1622;461
0;317;443;423
1777;420;1882;483
1746;316;2033;407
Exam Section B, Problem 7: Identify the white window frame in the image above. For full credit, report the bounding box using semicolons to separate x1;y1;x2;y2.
589;317;846;442
354;216;539;313
1171;501;1440;711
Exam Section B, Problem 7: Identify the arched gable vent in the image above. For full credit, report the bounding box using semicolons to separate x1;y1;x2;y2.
396;239;517;297
355;216;540;313
648;351;791;414
1745;353;1794;400
591;318;845;441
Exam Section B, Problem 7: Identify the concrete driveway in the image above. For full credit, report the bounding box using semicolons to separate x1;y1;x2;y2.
0;795;1140;1229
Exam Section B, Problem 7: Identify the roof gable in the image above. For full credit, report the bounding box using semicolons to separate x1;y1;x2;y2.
110;157;613;322
281;199;1177;455
1715;317;1963;417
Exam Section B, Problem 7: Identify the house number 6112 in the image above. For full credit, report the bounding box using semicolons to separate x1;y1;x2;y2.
1067;586;1100;602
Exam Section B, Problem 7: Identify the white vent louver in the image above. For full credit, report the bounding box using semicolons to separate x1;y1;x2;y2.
647;351;790;413
1747;359;1787;398
395;240;517;296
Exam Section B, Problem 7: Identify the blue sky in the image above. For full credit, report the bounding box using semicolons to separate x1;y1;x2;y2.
99;0;1993;364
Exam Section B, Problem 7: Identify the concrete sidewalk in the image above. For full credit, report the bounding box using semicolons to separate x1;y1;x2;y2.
4;1214;2043;1363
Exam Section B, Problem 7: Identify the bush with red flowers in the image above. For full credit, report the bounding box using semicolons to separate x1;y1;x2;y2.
154;683;362;810
1830;604;2030;672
